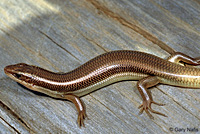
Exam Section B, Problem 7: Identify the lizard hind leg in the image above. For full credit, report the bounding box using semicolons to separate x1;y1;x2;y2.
167;52;200;66
137;76;167;119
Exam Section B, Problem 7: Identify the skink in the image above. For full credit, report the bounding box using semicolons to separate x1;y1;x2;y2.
4;50;200;127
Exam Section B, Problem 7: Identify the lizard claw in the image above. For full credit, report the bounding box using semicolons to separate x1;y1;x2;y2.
77;110;87;128
138;100;167;119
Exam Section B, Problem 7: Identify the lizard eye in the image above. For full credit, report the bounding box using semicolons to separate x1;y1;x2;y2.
13;73;22;79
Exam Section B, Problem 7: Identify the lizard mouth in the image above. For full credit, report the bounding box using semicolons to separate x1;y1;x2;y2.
4;65;22;79
4;65;14;75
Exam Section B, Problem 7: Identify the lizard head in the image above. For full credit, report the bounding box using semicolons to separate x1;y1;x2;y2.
4;63;37;85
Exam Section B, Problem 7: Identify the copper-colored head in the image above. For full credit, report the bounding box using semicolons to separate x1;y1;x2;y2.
4;63;36;85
